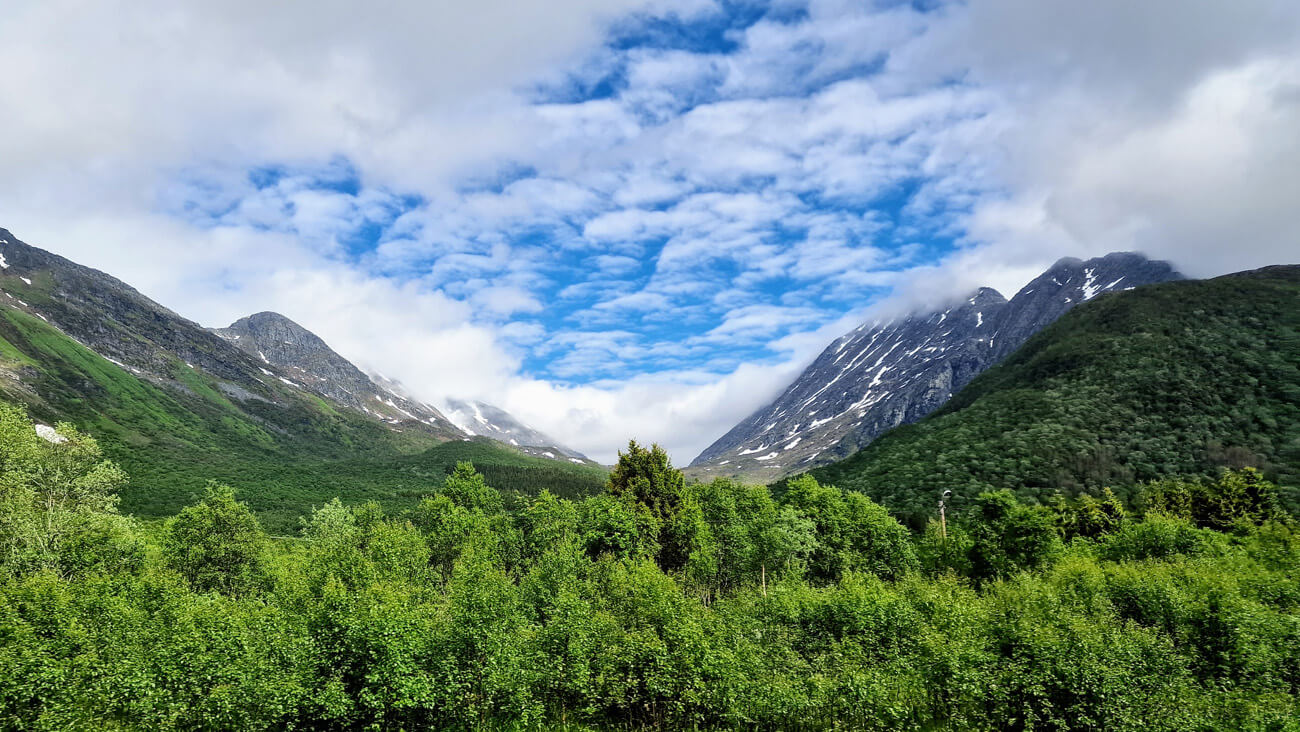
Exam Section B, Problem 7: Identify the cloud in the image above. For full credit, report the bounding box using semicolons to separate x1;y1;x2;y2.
698;304;826;341
890;0;1300;282
2;0;1297;466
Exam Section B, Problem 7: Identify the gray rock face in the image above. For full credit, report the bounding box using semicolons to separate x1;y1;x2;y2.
443;398;593;463
689;252;1183;482
0;227;271;388
213;312;461;434
0;227;287;395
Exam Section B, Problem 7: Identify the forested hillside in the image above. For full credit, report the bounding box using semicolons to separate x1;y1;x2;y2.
1;406;1296;729
808;266;1300;526
0;306;605;531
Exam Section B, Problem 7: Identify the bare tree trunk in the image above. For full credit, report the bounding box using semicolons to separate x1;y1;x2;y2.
761;563;767;597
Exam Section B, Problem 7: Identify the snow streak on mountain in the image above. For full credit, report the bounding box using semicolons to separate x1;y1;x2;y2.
689;253;1183;482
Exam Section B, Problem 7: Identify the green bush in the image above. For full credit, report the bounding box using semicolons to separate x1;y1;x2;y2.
1;399;1297;729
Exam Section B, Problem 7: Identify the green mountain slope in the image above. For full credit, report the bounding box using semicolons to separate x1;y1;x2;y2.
0;303;605;531
806;266;1300;525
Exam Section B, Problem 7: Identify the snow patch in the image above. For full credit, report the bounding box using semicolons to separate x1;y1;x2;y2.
809;414;836;429
35;424;66;444
103;356;139;374
1081;267;1103;300
869;364;890;387
382;398;417;420
20;277;31;285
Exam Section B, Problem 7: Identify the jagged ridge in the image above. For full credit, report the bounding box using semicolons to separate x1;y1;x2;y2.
689;252;1183;482
213;312;462;435
442;397;592;463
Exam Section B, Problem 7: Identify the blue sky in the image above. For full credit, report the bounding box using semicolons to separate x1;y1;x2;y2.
161;1;985;388
2;0;1297;461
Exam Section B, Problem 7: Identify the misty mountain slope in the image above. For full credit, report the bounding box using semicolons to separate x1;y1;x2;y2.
0;228;606;528
689;252;1182;482
443;397;593;463
213;311;462;435
806;265;1300;525
988;252;1186;360
0;228;287;389
367;374;597;466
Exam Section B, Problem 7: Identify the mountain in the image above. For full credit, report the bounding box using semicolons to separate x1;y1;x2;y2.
805;266;1300;525
689;252;1183;482
0;227;607;529
212;311;461;434
364;373;598;466
213;312;599;466
441;397;595;464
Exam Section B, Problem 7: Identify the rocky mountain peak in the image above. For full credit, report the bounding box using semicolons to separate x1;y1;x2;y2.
213;312;462;435
970;286;1007;304
688;252;1183;482
218;312;362;380
235;311;323;340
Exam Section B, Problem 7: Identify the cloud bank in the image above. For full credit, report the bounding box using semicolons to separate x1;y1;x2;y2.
1;0;1297;463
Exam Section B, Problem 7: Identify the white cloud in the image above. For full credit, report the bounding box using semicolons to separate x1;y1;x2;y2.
890;0;1300;284
2;0;1298;468
698;304;826;341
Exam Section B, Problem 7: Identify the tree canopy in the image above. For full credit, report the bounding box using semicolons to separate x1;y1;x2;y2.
1;397;1296;729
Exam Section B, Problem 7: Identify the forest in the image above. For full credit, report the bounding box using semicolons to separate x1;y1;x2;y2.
1;401;1296;730
810;266;1300;527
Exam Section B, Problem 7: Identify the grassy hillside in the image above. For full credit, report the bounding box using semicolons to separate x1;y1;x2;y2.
0;305;606;530
806;266;1300;526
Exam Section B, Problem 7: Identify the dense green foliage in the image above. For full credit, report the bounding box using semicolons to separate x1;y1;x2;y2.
163;482;271;596
0;307;605;531
809;267;1300;526
2;402;1296;730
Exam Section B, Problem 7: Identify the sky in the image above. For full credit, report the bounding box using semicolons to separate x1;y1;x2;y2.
1;0;1298;463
